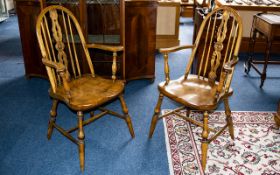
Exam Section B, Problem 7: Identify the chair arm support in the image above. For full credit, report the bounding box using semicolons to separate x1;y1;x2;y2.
160;45;194;85
86;43;124;52
42;58;66;73
86;44;124;81
216;56;239;98
42;58;71;97
159;45;194;54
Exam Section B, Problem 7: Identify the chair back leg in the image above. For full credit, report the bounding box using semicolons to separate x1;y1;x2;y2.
47;99;59;140
224;97;234;139
149;93;164;138
119;95;135;138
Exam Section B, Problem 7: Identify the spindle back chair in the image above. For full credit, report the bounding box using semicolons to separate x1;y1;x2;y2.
149;6;243;171
36;5;135;171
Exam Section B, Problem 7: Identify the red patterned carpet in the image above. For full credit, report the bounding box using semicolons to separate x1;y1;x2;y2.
163;111;280;175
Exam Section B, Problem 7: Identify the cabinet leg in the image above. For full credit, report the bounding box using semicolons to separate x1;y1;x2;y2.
245;29;257;74
260;39;272;88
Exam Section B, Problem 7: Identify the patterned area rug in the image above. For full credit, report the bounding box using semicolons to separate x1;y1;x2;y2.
163;111;280;175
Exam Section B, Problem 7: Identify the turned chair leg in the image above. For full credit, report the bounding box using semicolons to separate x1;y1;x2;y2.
224;97;234;139
77;111;85;171
119;94;135;138
201;111;209;171
47;99;59;140
149;93;164;138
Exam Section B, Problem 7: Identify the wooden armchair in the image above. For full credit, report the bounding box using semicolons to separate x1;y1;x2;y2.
36;5;134;171
149;7;242;171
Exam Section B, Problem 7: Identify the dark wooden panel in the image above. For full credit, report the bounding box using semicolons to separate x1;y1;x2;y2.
15;0;47;78
125;0;157;81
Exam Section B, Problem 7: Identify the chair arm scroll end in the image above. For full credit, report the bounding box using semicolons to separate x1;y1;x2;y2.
223;56;239;73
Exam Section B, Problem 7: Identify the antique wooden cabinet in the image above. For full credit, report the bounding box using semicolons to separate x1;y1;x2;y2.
14;0;158;81
125;0;157;80
15;0;44;78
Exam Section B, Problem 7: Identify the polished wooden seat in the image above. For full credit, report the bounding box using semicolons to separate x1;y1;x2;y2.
149;6;243;171
158;75;233;110
50;75;124;111
36;5;134;171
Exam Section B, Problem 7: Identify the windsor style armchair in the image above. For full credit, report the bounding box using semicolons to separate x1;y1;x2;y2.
149;7;243;171
36;5;135;171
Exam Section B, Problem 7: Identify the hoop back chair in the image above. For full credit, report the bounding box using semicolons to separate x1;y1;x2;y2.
36;5;134;171
149;6;242;170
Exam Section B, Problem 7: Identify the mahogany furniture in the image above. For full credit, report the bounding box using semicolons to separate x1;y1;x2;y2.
125;0;157;80
15;0;158;81
36;5;134;171
15;0;45;78
149;7;243;171
180;0;194;18
244;13;280;88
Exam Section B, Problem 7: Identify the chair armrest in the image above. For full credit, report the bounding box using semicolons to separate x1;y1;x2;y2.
86;43;124;52
159;45;194;54
223;56;239;73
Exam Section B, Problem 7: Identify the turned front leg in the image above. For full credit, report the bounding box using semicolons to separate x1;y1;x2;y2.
149;93;164;138
77;111;85;171
119;94;135;138
224;97;234;139
201;111;209;171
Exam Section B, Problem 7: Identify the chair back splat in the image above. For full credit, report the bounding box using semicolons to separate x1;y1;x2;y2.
36;6;95;93
186;7;242;85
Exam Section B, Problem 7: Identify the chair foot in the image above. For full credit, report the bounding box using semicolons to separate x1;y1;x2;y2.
201;111;209;171
149;93;164;138
78;141;85;172
77;111;85;171
47;99;58;140
149;114;159;138
47;124;53;140
119;95;135;138
125;115;135;138
201;141;208;171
